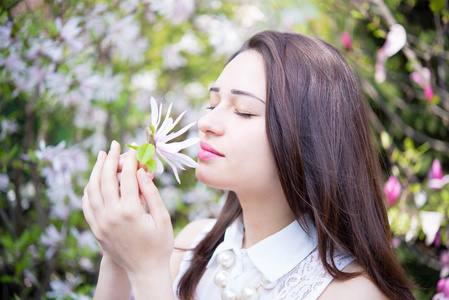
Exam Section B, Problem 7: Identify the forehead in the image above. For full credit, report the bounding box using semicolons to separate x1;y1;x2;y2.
213;50;266;101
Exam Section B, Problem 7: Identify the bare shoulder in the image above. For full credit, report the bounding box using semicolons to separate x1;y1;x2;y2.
170;218;216;281
318;261;390;300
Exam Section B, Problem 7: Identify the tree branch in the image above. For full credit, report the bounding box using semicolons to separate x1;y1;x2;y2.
362;79;449;153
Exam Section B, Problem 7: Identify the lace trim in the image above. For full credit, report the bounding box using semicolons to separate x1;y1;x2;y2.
277;249;354;300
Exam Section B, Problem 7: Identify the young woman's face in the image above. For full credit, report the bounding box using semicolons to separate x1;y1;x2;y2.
196;50;279;193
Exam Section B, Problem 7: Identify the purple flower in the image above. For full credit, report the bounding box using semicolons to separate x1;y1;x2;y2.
384;175;401;205
375;24;407;83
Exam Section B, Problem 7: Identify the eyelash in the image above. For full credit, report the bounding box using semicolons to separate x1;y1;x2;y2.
206;106;254;118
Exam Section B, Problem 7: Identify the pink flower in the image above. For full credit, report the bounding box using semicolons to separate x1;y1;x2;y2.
411;67;433;102
375;24;407;83
441;251;449;278
429;159;443;180
437;277;449;298
384;175;401;205
428;159;449;190
341;31;352;51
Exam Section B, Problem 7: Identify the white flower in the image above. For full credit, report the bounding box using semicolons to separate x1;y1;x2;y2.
94;67;123;102
420;211;443;246
0;173;10;192
0;23;12;49
375;24;407;83
46;276;81;300
146;97;199;183
0;118;19;141
55;17;83;53
150;0;196;24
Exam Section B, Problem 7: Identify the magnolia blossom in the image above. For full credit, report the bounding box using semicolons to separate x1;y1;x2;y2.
413;191;427;208
195;15;244;56
384;175;401;205
35;140;88;209
411;67;433;102
145;97;199;183
150;0;196;24
46;276;82;300
55;17;83;53
41;224;66;259
375;24;407;83
0;118;18;141
234;4;266;28
94;67;124;102
101;15;149;64
429;159;449;190
0;23;12;49
161;44;187;70
26;38;63;62
441;251;449;278
0;173;9;192
71;227;99;252
341;31;352;51
420;211;443;246
436;277;449;300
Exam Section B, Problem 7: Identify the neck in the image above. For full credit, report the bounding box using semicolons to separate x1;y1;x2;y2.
235;189;295;249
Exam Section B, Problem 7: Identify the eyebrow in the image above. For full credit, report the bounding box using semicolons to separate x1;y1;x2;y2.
210;87;265;104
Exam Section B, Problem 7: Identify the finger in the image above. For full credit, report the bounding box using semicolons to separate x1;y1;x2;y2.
117;153;126;173
120;147;139;202
82;194;97;233
137;168;170;224
86;150;107;211
101;140;121;206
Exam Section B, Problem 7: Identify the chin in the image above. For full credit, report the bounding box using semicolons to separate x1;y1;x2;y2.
195;168;229;190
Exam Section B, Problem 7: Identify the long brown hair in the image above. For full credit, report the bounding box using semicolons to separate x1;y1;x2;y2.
177;31;414;299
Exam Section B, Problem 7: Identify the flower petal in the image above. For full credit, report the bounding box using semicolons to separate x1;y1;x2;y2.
159;120;197;143
161;110;187;137
157;137;200;153
150;97;159;128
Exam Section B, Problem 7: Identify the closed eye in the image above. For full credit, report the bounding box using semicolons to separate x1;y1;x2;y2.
235;110;254;118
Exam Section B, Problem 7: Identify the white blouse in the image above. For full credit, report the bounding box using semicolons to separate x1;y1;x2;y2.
173;215;354;300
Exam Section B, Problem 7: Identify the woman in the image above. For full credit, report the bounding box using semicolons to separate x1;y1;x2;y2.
82;31;415;299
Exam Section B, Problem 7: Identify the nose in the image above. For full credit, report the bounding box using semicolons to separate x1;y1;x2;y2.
198;107;225;136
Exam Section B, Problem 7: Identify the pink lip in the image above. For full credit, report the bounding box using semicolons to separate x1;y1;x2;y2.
198;141;224;160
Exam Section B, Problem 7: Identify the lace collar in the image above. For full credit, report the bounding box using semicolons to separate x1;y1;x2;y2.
206;214;318;282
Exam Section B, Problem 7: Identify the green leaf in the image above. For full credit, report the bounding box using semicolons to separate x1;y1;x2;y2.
150;125;156;134
145;159;157;173
126;144;138;151
429;0;444;13
136;143;155;164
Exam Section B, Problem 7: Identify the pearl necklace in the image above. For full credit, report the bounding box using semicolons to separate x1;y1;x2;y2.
213;250;278;300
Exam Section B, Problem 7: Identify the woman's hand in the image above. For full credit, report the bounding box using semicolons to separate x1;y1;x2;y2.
82;140;174;283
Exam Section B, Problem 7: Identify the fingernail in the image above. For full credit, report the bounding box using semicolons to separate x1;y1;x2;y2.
111;140;119;150
97;151;105;161
138;168;151;182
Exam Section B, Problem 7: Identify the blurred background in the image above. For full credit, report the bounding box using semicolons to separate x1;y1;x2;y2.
0;0;448;298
